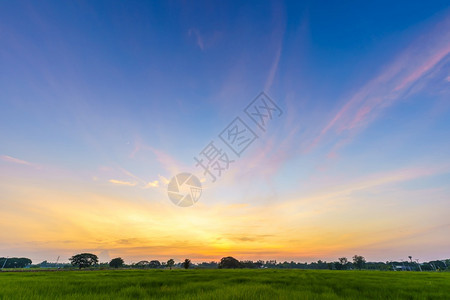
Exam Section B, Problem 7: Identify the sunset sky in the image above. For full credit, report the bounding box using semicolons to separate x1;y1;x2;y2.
1;1;450;264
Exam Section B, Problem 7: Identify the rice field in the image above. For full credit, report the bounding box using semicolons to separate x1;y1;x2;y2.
1;269;449;299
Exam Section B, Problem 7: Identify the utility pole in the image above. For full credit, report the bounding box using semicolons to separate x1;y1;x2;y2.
415;259;422;272
1;257;8;270
56;256;60;269
390;261;396;271
401;260;406;271
430;262;436;271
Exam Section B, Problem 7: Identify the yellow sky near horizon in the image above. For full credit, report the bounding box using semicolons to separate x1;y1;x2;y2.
1;160;449;264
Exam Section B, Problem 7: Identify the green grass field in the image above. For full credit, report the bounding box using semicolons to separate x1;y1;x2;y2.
1;269;449;299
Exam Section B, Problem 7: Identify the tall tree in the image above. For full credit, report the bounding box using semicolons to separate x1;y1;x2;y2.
352;255;366;270
167;259;175;270
135;261;149;268
218;257;241;269
182;259;191;269
149;260;161;268
335;257;348;270
109;257;124;269
69;253;98;269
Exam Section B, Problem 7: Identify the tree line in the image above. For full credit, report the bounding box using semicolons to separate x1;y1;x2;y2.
0;257;32;268
68;254;192;270
2;255;449;271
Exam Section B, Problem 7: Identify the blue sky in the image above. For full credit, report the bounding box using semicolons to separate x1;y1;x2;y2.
1;1;449;263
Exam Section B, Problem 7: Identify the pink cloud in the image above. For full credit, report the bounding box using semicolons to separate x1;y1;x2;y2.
0;155;35;167
394;44;450;92
264;2;286;93
312;14;450;150
264;41;283;93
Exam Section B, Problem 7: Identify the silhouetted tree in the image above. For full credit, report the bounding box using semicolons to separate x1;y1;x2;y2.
167;259;175;270
240;260;257;268
254;260;264;268
69;253;98;269
335;257;348;270
149;260;161;268
265;260;277;268
197;261;218;269
352;255;366;270
109;257;124;269
218;257;241;269
182;259;191;269
135;260;149;268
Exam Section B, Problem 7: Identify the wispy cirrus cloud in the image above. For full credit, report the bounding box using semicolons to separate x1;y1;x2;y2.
108;179;137;187
187;27;223;52
264;40;283;93
130;137;187;176
311;15;450;150
117;167;153;187
0;154;38;168
188;28;205;51
104;167;161;189
264;2;286;93
107;177;160;189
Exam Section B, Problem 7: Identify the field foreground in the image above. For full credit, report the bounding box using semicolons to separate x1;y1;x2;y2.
1;269;449;299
